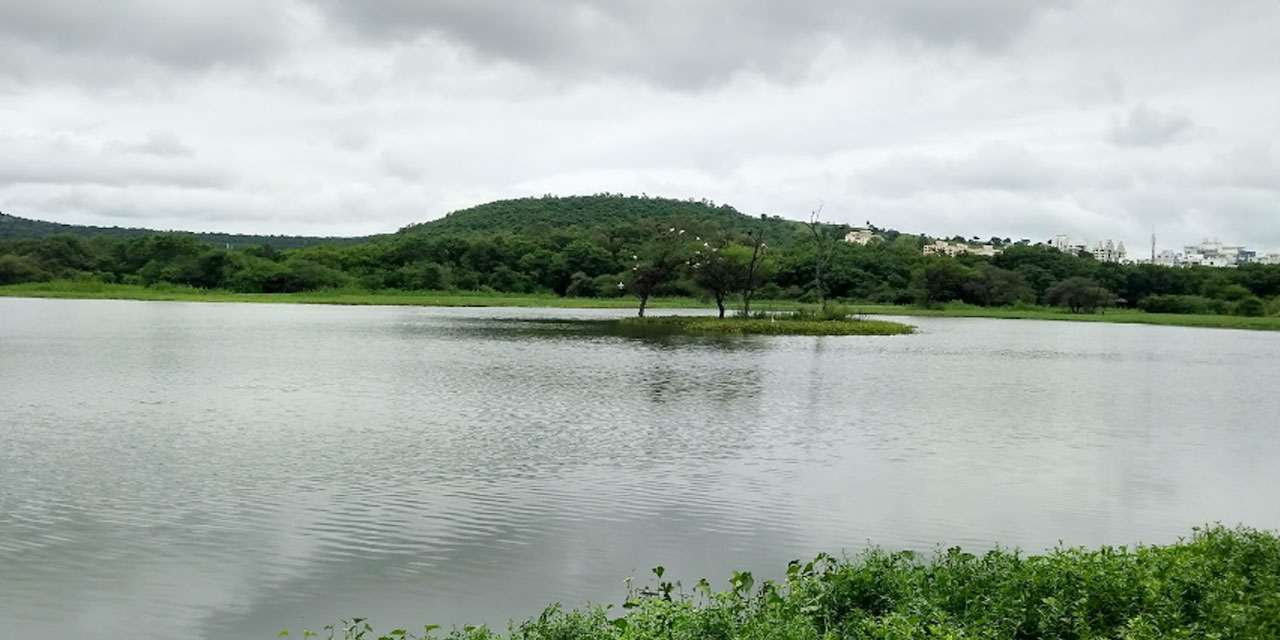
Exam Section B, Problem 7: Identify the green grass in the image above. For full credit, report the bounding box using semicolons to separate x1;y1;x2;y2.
0;281;717;310
846;302;1280;332
5;282;1279;331
617;315;915;336
283;525;1280;640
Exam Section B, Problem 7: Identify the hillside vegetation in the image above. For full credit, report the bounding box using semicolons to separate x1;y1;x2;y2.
0;211;372;250
3;194;1280;320
398;194;812;243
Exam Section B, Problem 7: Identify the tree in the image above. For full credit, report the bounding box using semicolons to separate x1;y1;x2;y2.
690;238;752;318
562;239;615;277
803;204;837;310
627;229;687;317
1046;277;1112;313
565;271;598;297
1233;295;1266;317
911;257;976;306
741;229;769;316
963;264;1034;307
0;254;48;285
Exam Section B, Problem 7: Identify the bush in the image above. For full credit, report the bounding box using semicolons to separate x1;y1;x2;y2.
564;271;598;298
390;262;449;291
284;258;349;292
1046;277;1113;313
290;526;1280;640
1233;295;1267;317
1138;294;1215;315
0;254;50;285
592;274;626;298
754;282;782;300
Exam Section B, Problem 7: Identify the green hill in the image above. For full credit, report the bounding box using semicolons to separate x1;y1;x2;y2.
0;211;374;250
3;194;821;249
397;194;818;246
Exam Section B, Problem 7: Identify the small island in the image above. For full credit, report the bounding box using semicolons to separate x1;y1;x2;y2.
617;313;914;336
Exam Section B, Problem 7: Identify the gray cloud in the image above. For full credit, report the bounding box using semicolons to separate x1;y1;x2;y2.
0;131;231;189
309;0;1069;88
0;0;293;84
1109;105;1194;147
1;0;1279;253
105;132;196;158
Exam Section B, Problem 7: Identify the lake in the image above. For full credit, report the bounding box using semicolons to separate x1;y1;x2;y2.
2;297;1278;639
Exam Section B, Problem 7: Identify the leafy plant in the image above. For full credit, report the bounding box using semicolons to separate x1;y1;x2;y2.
284;526;1280;640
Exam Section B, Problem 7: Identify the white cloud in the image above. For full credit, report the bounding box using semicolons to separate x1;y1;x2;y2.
1109;106;1194;147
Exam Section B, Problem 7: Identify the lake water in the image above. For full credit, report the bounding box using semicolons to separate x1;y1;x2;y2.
2;298;1278;639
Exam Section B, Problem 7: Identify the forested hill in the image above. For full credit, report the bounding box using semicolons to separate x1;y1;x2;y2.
398;194;818;247
0;211;374;250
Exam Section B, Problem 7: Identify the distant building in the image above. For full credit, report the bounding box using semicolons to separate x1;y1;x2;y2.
843;228;879;245
923;241;963;257
1153;249;1183;267
1049;235;1126;262
1257;254;1280;265
1183;239;1253;267
1049;235;1088;255
1091;240;1126;263
922;240;999;257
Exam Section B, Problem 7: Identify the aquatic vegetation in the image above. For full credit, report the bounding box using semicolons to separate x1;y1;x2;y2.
280;525;1280;640
616;313;914;336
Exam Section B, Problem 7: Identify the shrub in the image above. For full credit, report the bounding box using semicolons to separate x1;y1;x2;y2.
564;271;598;297
1138;294;1214;315
592;274;626;298
0;254;50;285
1233;295;1267;317
288;526;1280;640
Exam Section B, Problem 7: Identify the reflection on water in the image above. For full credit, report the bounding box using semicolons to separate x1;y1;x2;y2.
2;298;1279;639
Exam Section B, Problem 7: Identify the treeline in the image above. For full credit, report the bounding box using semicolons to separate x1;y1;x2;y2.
2;195;1280;317
0;211;373;249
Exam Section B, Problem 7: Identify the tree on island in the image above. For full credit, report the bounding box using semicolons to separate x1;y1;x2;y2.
628;228;687;317
740;229;769;316
802;204;837;310
689;235;742;318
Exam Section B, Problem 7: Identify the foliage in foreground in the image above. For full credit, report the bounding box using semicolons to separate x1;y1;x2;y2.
282;526;1280;640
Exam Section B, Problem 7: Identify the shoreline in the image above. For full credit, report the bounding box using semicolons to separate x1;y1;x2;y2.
3;282;1279;331
281;526;1278;640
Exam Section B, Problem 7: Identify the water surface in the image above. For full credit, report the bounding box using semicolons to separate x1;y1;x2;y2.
2;298;1277;638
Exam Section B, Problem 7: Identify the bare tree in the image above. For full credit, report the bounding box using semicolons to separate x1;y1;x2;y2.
803;203;836;310
741;229;767;316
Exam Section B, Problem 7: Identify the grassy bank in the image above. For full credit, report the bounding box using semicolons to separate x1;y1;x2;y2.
617;315;915;336
284;525;1280;640
4;281;1279;331
0;281;719;310
847;302;1280;332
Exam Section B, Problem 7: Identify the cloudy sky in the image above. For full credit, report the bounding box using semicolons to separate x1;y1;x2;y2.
1;0;1278;253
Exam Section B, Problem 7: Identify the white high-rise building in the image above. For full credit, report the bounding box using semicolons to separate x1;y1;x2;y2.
1049;235;1088;254
1092;240;1126;263
1183;239;1253;267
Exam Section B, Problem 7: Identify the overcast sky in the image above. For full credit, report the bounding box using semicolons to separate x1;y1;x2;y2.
2;0;1278;253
